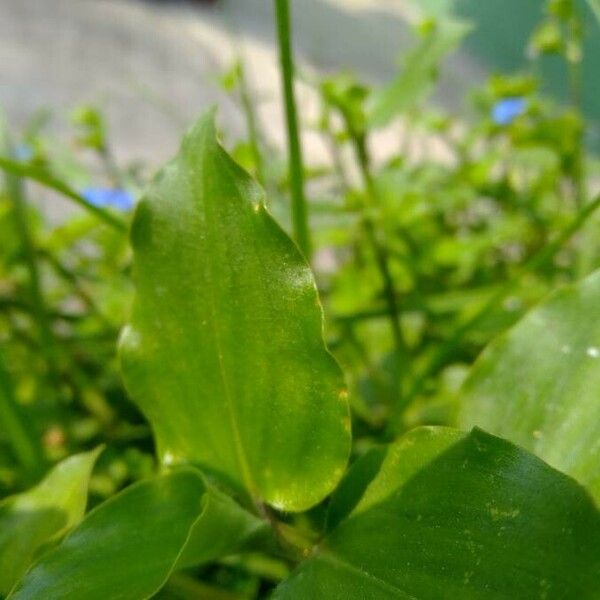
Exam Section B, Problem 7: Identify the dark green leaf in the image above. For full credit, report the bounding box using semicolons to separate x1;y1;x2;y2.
587;0;600;24
9;468;265;599
119;112;350;511
274;428;600;599
459;269;600;502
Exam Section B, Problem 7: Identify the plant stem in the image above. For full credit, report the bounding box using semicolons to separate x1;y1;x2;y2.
320;109;350;193
4;157;62;402
274;0;311;259
0;350;45;480
565;4;590;276
352;132;409;366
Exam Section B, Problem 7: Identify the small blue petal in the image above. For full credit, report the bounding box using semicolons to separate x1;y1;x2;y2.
492;97;527;126
82;187;135;212
14;144;33;161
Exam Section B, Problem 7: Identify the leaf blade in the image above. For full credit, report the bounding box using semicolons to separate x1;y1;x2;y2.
0;448;101;596
459;269;600;502
8;468;265;600
274;428;600;599
119;112;350;511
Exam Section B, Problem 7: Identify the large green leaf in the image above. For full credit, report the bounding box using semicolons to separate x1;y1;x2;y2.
274;427;600;599
0;448;101;596
9;468;265;599
459;269;600;502
119;112;350;511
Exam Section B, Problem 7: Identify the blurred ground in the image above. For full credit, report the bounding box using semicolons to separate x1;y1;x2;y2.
0;0;483;170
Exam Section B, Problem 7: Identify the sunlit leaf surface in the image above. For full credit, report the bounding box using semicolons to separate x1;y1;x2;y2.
119;112;350;511
0;448;101;596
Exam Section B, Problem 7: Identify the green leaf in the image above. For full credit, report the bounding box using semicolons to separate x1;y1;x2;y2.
367;18;471;128
0;448;101;596
325;445;386;532
459;269;600;502
274;428;600;599
119;111;350;511
9;468;265;600
587;0;600;25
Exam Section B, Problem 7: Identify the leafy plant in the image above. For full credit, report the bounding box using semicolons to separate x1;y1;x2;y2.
3;112;599;599
1;0;600;597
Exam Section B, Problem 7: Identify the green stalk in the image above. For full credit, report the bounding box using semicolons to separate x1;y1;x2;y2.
563;4;593;279
352;131;409;367
237;61;266;187
163;573;246;600
274;0;311;259
0;157;127;232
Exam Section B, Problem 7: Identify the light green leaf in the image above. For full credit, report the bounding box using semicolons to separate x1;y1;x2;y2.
274;427;600;599
9;468;265;600
587;0;600;25
367;18;471;128
119;111;350;512
0;448;101;596
459;269;600;502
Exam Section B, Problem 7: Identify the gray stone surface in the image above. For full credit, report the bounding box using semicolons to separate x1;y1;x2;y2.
0;0;482;170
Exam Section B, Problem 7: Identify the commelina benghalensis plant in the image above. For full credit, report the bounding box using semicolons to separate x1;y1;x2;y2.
1;111;599;600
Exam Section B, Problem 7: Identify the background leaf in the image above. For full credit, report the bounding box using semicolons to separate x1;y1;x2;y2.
119;112;350;512
0;448;101;596
459;269;600;502
587;0;600;25
9;468;264;599
274;427;600;599
367;18;471;127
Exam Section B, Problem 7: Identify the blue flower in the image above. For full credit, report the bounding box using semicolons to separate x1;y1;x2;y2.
82;187;135;212
14;144;33;161
492;97;527;126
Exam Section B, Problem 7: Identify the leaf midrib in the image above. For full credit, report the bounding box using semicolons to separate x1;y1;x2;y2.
197;148;257;501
